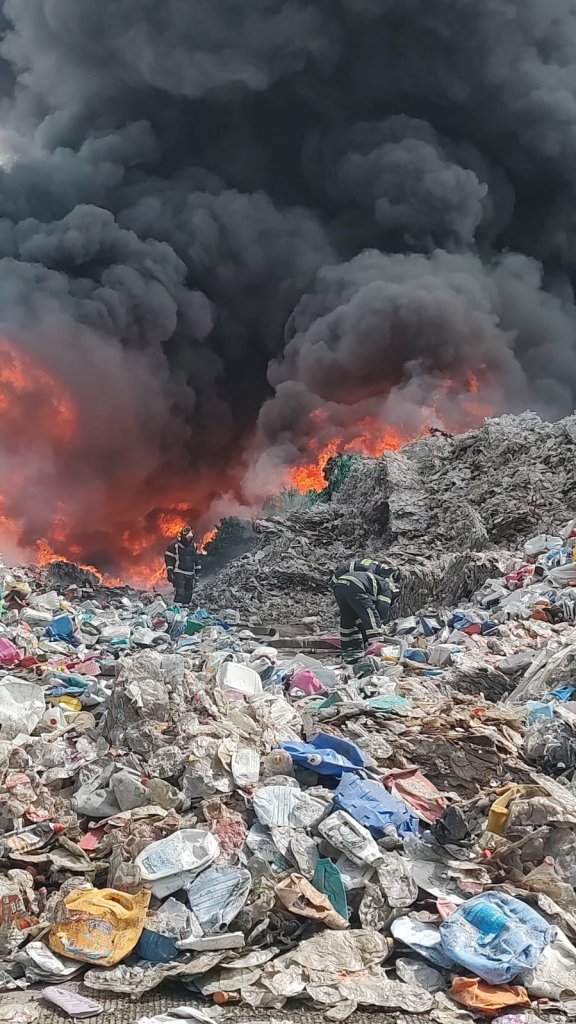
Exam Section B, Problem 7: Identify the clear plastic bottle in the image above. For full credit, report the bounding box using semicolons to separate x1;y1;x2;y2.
261;749;294;779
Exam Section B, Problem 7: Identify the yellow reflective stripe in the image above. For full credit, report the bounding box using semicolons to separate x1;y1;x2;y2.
367;609;379;630
338;575;364;588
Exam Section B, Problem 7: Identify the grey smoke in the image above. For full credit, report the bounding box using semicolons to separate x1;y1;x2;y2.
0;0;574;568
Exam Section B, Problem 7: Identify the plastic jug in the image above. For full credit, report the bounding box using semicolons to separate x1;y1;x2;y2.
49;888;150;966
135;829;219;882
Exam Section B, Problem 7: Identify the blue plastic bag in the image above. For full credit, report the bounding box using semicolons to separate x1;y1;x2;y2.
278;732;366;776
439;892;556;983
334;774;419;838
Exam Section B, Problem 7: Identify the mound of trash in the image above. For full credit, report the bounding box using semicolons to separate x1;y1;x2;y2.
198;411;576;623
1;502;576;1020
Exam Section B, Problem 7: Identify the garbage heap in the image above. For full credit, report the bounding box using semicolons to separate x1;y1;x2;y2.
2;514;576;1019
198;411;576;623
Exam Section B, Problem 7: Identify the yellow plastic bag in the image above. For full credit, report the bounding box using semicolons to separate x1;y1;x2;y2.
48;695;82;712
49;887;150;965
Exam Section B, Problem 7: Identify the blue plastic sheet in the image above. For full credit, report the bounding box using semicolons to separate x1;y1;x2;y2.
404;648;428;663
334;774;419;838
52;672;89;691
312;859;348;920
278;732;366;776
439;892;556;984
550;684;575;701
44;614;79;647
365;694;410;712
448;611;473;630
136;929;179;963
527;700;554;724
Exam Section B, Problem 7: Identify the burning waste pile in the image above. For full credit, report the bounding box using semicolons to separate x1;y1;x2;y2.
198;411;576;624
0;421;576;1020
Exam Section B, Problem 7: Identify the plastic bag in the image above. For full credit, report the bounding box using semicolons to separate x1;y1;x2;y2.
450;977;530;1012
0;638;21;666
0;677;45;739
42;988;104;1017
391;916;455;969
523;929;576;1000
439;892;556;984
45;614;79;645
231;747;260;787
49;887;150;966
524;718;576;772
275;873;348;929
288;669;326;696
136;897;200;963
382;768;447;823
524;535;563;558
253;785;329;828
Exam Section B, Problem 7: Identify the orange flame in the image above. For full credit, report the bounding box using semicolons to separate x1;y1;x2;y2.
0;333;496;583
198;528;217;553
289;422;408;492
0;338;76;445
35;538;123;587
288;373;494;493
157;508;191;538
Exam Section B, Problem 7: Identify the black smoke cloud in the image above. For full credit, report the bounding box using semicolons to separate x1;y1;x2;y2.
0;0;575;572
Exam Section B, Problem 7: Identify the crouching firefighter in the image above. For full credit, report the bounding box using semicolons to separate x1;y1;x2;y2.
332;561;399;665
164;526;201;605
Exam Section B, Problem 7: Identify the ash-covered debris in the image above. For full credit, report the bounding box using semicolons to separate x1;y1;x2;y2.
44;560;102;591
198;413;576;623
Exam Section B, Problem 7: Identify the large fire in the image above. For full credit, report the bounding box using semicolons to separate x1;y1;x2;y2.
289;421;407;492
288;372;493;493
0;335;495;586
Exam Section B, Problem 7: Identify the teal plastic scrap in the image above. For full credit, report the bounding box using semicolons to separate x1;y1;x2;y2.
312;858;348;921
365;694;410;713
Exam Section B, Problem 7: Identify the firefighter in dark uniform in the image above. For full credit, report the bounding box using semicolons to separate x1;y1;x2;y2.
331;557;400;664
164;526;202;605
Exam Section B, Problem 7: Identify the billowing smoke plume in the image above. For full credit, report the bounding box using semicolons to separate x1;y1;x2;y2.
0;0;575;575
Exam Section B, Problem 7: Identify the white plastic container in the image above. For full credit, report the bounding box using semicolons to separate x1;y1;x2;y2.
216;661;262;699
135;829;219;883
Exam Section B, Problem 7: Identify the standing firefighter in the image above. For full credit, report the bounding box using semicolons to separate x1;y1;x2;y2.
164;526;201;605
331;557;400;664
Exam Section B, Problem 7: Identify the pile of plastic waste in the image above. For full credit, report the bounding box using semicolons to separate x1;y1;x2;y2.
197;412;576;624
1;521;576;1021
